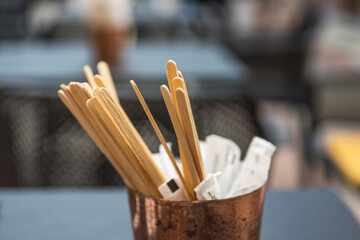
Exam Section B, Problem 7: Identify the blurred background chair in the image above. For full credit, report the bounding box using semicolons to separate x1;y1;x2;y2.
0;24;257;187
0;0;27;39
0;94;260;187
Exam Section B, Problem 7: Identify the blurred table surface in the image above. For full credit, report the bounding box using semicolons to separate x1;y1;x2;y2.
0;40;247;100
0;188;359;240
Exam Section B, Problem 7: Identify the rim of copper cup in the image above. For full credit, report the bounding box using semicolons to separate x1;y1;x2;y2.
127;183;266;203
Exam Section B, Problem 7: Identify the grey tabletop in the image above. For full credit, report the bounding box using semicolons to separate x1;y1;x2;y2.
0;188;359;240
0;40;247;99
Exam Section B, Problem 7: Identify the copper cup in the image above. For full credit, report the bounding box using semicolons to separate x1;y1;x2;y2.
127;184;266;240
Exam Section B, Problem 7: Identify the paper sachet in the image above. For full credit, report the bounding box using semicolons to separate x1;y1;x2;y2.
225;138;276;198
158;177;188;201
153;135;275;201
194;172;221;201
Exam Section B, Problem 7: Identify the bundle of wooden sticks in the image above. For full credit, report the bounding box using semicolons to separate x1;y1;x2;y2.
58;60;204;200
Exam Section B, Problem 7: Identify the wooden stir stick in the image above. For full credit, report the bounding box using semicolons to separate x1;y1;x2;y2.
67;83;143;191
58;88;135;190
173;76;187;91
177;70;183;79
82;83;94;98
76;84;139;190
173;76;204;175
166;61;194;193
86;98;151;194
91;93;162;197
161;85;200;193
97;61;119;105
175;88;206;181
130;80;194;200
166;60;178;97
92;74;152;163
96;88;166;190
83;65;96;88
166;60;181;113
93;74;107;88
173;76;205;180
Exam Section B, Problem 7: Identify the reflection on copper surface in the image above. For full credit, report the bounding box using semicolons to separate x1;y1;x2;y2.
127;185;266;240
132;194;141;229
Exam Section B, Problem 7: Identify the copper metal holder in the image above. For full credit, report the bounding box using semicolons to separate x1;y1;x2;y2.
127;184;266;240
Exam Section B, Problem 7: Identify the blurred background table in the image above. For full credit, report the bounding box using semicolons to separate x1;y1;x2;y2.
0;188;359;240
0;40;247;99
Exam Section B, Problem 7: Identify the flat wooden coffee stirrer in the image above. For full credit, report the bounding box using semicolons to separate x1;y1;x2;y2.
92;78;153;168
166;60;178;97
96;88;166;190
83;65;96;88
173;77;187;92
59;81;165;197
87;98;151;195
177;71;183;79
175;88;206;181
67;83;148;192
130;80;194;200
93;74;106;88
173;76;205;181
58;87;135;190
166;61;194;193
97;61;119;105
90;93;162;197
161;85;200;193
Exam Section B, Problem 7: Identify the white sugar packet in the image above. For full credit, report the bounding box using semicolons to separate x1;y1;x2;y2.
225;136;276;198
155;135;275;200
240;136;276;182
226;148;273;198
151;153;168;177
229;183;259;197
158;143;177;179
153;144;188;200
245;136;276;159
199;140;207;163
242;149;272;178
194;172;221;201
204;135;241;175
218;141;241;197
158;177;189;201
154;143;190;200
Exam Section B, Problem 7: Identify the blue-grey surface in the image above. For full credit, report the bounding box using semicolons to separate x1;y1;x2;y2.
0;42;90;85
261;189;360;240
0;41;246;87
0;189;133;240
125;41;245;83
0;189;358;240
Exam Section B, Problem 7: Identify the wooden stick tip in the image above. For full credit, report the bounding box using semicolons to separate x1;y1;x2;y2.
175;87;185;95
97;61;107;67
166;60;176;67
68;82;75;88
160;84;170;92
85;98;93;107
98;86;109;93
173;76;183;81
98;87;113;100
